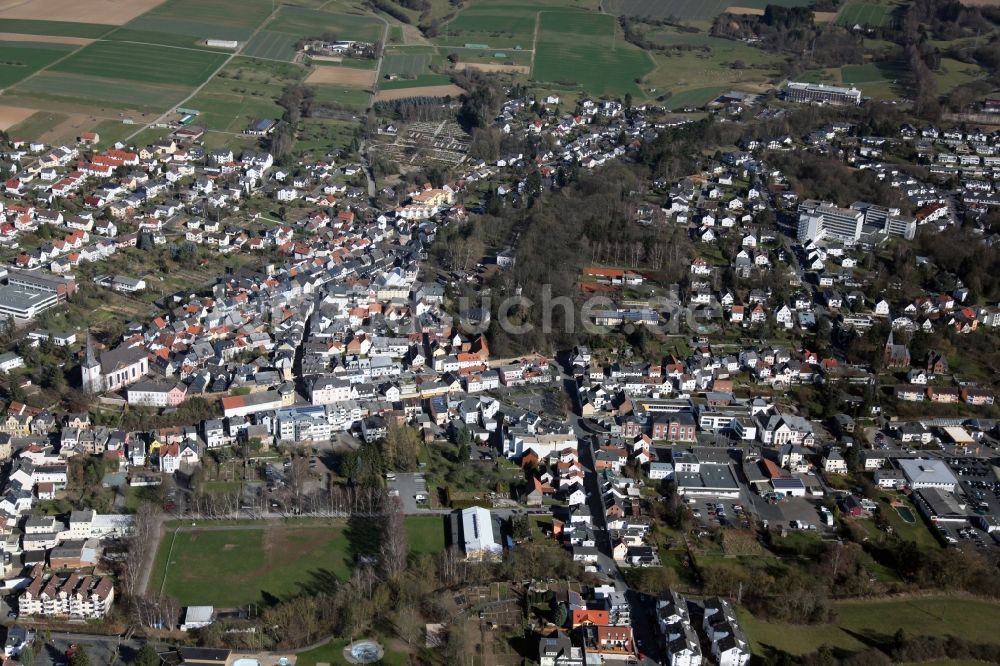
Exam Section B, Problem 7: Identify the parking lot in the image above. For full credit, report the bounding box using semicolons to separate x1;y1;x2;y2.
941;456;1000;551
387;472;429;512
686;497;753;530
748;493;833;531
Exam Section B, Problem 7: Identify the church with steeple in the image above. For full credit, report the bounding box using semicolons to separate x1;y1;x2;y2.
81;331;150;394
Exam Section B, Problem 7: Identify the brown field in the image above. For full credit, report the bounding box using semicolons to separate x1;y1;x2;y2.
0;105;35;130
813;11;838;21
725;6;765;14
455;62;530;74
305;65;377;87
0;0;165;24
0;32;92;45
375;84;466;101
23;112;110;144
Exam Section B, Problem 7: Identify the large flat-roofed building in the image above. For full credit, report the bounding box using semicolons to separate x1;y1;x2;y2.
458;506;502;561
675;462;740;498
0;285;58;323
6;269;76;301
898;458;958;491
915;487;968;522
797;200;864;244
784;81;862;106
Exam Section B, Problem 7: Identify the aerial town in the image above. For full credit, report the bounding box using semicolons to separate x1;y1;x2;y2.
0;0;1000;665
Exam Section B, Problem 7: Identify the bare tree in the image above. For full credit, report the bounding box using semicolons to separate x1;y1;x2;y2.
121;503;161;602
379;497;408;581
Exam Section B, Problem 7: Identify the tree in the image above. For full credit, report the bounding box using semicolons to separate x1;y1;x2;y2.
379;497;408;580
382;424;420;471
69;646;91;666
18;646;34;666
511;514;531;540
135;644;159;666
552;602;568;627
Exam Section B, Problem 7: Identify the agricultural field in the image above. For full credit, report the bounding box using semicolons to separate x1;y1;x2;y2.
50;41;227;86
112;0;274;46
837;2;895;28
266;6;384;43
0;42;77;88
741;596;1000;656
10;72;192;111
380;73;453;90
0;19;114;39
305;66;377;87
439;5;537;49
533;10;653;98
309;83;372;111
187;79;287;134
602;0;813;21
151;523;356;607
242;29;300;62
382;52;435;78
242;7;384;63
0;0;164;25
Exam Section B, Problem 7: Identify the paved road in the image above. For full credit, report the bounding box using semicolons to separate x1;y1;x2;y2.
31;631;142;666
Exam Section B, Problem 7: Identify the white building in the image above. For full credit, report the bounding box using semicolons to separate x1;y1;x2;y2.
898;458;958;491
458;506;501;561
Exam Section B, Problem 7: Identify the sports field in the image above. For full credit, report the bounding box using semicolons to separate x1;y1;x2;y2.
533;10;653;97
50;41;227;85
742;596;1000;656
151;524;355;607
603;0;813;21
0;42;77;88
837;2;894;27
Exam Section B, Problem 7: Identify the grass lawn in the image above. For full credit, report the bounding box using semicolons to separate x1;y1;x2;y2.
533;10;652;98
187;87;286;132
152;523;355;607
403;515;446;554
90;119;142;148
741;596;1000;656
933;57;986;93
878;495;939;549
295;118;358;157
642;34;780;107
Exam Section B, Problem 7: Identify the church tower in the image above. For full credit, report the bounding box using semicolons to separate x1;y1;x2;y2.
81;331;102;394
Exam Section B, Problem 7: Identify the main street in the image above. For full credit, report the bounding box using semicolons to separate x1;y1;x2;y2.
556;352;662;665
